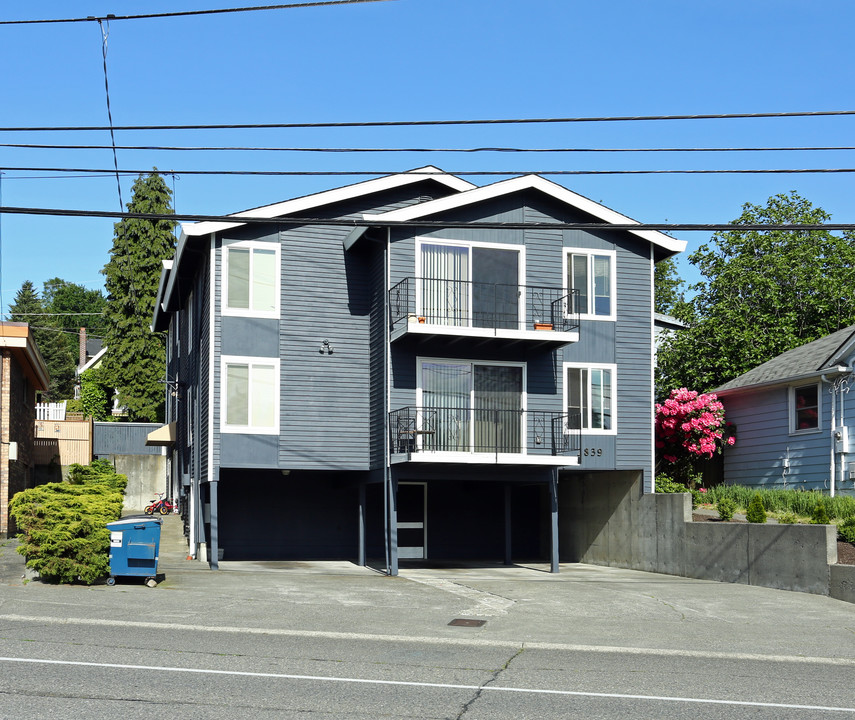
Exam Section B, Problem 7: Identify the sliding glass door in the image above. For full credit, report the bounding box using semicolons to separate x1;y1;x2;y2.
420;242;520;329
421;360;523;453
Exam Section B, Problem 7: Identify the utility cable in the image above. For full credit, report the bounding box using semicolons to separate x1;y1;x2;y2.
1;110;854;132
2;205;855;232
97;18;122;209
3;166;855;177
4;142;855;154
0;1;395;25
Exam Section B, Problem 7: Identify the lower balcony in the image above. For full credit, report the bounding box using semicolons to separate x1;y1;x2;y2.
389;407;580;465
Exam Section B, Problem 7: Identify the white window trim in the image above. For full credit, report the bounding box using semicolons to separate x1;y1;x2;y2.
414;237;526;325
222;239;280;319
416;356;528;452
789;382;822;435
562;361;618;435
220;355;280;435
562;248;617;321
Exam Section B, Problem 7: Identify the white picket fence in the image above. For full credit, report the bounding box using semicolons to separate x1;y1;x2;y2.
35;401;66;421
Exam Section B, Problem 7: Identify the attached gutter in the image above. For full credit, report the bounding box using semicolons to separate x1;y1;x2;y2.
715;365;851;397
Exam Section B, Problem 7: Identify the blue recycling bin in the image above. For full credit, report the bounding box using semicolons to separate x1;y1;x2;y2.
106;516;162;586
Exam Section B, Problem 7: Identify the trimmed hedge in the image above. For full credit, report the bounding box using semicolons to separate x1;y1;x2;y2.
10;460;126;584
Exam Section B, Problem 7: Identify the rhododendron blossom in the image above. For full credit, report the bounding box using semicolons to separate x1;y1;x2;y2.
655;388;735;483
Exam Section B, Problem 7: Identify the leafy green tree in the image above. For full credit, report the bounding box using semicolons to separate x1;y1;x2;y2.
79;366;112;421
42;278;108;358
654;256;685;315
8;281;76;399
657;192;855;392
101;171;175;422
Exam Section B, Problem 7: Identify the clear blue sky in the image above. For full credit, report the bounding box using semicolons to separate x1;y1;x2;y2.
1;0;854;317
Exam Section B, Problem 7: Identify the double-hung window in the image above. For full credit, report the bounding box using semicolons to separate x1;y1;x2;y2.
222;356;279;434
564;362;616;433
223;241;279;317
790;383;820;433
565;249;615;319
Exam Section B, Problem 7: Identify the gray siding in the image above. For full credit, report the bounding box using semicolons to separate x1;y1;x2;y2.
722;385;834;490
93;422;163;456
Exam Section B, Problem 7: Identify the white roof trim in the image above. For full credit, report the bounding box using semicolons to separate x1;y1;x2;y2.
77;346;108;375
181;167;475;237
363;174;686;253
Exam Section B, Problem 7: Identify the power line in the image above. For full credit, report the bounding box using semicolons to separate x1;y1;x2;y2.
8;312;104;316
4;142;855;154
3;166;855;177
1;110;854;132
2;205;854;232
0;1;395;25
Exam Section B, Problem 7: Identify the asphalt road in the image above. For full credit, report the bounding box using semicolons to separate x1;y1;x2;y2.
1;518;854;719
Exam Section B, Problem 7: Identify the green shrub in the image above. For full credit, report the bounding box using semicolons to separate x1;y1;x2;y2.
704;485;854;521
9;461;126;584
746;494;767;523
778;511;798;524
811;498;831;525
655;475;689;493
717;497;737;521
839;517;855;544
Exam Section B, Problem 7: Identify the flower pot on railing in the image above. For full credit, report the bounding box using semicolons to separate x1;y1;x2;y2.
533;322;553;331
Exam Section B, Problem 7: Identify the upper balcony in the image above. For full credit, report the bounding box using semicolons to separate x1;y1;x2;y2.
389;277;580;345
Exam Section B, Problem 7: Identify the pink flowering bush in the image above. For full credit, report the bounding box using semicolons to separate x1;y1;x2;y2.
655;388;735;486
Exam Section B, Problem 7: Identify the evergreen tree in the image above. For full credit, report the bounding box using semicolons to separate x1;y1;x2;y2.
101;171;175;422
8;281;76;400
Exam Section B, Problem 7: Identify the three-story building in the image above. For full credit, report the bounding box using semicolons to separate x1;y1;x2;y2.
152;168;684;571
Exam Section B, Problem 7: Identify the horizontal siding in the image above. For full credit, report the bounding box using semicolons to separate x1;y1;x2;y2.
721;386;836;490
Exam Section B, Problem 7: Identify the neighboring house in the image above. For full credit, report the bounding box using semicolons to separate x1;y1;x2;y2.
152;167;685;569
715;325;855;496
653;312;686;352
0;322;50;537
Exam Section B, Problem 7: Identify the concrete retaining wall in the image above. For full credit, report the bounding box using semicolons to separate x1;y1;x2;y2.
559;471;849;603
102;454;167;511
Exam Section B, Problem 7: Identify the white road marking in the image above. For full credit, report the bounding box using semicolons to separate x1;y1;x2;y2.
0;613;853;667
0;655;853;713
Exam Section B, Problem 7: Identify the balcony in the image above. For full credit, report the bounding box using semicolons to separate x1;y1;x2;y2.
389;407;580;466
389;278;580;345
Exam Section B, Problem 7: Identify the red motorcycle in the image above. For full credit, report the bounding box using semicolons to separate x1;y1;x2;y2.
144;493;176;516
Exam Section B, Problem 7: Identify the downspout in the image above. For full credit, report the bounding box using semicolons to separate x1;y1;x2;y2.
384;226;391;575
822;373;836;497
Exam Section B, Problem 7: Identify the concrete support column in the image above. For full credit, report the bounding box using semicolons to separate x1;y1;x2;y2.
358;483;366;566
504;483;512;565
550;470;559;574
209;480;219;571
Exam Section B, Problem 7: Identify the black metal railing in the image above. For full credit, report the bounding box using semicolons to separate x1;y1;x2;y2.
389;277;580;334
389;407;581;458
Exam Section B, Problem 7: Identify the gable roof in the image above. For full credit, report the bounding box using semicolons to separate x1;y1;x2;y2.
715;324;855;394
180;166;475;237
363;174;686;255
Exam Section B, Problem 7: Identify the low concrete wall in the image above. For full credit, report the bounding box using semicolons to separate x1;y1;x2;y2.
560;470;848;603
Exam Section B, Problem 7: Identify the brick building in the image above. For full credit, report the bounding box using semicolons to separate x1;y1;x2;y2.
0;322;49;537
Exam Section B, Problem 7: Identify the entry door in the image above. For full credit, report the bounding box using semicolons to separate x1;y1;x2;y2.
397;482;427;559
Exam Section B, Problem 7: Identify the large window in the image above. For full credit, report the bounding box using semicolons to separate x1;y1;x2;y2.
418;240;523;329
791;383;820;433
222;356;279;434
565;250;615;318
223;241;279;317
564;363;616;433
418;359;525;452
